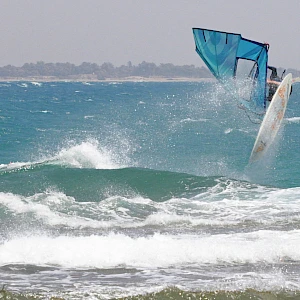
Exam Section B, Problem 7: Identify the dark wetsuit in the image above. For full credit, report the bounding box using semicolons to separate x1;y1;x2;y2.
267;66;281;101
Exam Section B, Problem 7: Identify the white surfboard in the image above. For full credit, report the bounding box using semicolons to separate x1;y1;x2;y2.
249;73;292;162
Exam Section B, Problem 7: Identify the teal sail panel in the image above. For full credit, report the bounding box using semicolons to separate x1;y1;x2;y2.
192;28;269;114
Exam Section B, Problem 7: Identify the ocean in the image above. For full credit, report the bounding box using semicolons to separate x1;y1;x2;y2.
1;80;300;299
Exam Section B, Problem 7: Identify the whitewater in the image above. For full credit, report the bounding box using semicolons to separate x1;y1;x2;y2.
1;80;300;299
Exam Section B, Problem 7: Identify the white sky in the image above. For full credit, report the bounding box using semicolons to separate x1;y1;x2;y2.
0;0;299;69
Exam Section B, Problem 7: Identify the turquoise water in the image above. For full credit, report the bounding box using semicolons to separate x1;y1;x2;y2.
1;80;300;299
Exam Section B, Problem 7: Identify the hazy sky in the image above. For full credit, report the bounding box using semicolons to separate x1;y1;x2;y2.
0;0;299;69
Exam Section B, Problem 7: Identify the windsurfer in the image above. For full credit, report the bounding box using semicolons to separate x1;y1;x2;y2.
267;66;281;101
267;66;291;101
268;66;281;81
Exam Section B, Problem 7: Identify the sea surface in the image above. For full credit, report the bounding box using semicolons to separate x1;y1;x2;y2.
1;80;300;299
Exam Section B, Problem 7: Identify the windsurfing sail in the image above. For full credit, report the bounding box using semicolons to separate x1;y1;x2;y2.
192;28;269;116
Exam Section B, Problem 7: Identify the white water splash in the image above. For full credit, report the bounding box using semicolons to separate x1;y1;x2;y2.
52;140;124;169
2;230;300;268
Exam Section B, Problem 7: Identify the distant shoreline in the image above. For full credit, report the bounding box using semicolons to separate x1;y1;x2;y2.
0;76;215;83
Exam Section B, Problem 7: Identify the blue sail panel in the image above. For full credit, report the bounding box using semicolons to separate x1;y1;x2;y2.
192;28;269;115
192;28;241;82
237;37;268;113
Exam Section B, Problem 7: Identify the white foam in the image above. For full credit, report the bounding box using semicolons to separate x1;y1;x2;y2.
285;116;300;123
2;178;300;230
180;118;208;123
51;140;127;169
1;138;126;174
224;128;233;134
0;161;33;171
0;190;244;229
17;83;28;88
2;230;300;268
0;192;76;227
31;82;42;86
0;192;117;229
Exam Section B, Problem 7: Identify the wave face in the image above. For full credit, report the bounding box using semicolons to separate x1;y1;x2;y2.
1;81;300;299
